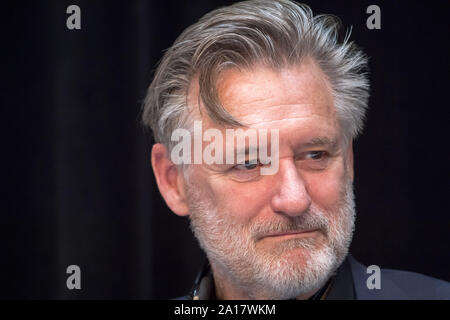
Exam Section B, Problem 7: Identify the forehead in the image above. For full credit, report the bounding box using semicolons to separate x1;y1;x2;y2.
216;58;336;128
187;57;338;133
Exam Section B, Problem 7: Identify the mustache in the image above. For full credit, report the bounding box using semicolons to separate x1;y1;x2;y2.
250;208;329;241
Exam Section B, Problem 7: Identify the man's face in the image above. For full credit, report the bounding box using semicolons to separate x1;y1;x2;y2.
184;58;356;299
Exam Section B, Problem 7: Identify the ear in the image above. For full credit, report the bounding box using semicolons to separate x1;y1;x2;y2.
345;140;354;183
151;143;190;216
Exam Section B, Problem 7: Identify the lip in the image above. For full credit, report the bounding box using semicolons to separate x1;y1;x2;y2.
263;229;319;239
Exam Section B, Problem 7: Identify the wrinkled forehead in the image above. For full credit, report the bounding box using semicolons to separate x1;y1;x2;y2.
187;58;338;132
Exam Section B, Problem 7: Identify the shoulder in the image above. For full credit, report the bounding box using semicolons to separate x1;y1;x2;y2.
348;255;450;300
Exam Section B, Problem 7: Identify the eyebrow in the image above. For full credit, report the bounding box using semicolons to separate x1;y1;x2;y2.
302;137;338;148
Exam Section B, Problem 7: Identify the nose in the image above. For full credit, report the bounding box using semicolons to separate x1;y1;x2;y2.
270;159;311;217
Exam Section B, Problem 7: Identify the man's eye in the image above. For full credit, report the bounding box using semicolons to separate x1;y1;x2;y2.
228;160;263;182
306;151;326;160
235;160;260;170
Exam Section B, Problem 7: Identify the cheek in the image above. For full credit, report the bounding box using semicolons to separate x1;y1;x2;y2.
304;163;346;212
209;179;273;223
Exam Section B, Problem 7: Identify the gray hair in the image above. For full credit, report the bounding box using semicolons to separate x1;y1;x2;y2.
142;0;370;148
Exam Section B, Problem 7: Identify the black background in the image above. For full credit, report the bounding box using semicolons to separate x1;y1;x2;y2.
1;0;449;299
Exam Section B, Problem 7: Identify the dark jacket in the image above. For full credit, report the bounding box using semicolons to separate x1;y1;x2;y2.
176;254;450;300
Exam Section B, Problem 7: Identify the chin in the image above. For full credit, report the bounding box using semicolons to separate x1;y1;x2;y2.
248;243;340;299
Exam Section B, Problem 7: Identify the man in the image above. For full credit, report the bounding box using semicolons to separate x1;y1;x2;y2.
142;0;449;299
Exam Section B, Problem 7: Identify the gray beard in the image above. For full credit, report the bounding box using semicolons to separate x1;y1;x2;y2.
188;178;356;300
